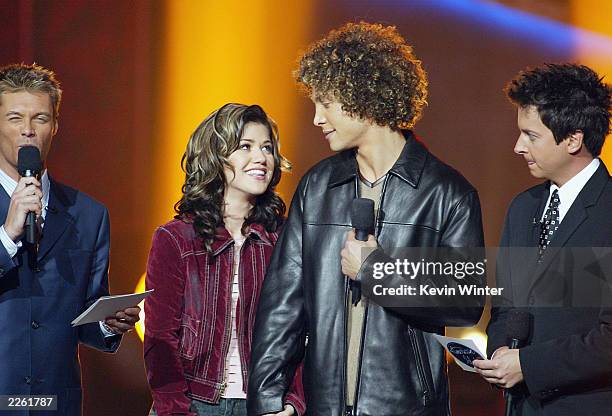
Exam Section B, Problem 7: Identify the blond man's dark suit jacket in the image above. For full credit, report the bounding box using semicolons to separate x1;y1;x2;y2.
0;179;121;416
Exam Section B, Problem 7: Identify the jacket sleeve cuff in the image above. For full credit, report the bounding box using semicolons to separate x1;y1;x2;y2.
356;247;388;284
79;321;122;352
284;392;306;416
98;322;124;349
248;395;285;416
150;391;196;416
519;345;561;400
0;230;18;278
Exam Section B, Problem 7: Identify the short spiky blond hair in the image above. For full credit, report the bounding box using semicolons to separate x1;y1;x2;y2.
296;21;428;130
0;63;62;118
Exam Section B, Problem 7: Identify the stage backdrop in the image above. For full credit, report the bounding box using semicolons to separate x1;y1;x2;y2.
1;0;611;415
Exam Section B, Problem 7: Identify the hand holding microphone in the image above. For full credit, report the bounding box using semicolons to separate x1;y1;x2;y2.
4;146;43;243
341;198;376;278
340;230;377;279
473;310;530;415
341;198;377;305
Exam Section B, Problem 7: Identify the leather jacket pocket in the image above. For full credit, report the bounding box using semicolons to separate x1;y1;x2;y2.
179;314;201;360
407;327;434;407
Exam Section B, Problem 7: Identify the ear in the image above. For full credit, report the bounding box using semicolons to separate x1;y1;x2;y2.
566;130;583;154
52;118;59;136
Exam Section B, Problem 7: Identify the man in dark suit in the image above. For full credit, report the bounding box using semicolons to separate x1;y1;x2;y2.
474;63;612;415
0;63;140;415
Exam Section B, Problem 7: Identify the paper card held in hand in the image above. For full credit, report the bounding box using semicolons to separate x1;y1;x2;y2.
71;290;153;326
433;334;486;372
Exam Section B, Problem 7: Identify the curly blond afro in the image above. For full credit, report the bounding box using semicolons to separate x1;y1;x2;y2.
296;21;428;130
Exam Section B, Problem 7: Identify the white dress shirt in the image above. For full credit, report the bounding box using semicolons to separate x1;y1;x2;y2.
540;158;600;224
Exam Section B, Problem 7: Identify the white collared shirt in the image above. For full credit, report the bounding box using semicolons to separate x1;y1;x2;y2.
0;168;50;257
540;158;600;224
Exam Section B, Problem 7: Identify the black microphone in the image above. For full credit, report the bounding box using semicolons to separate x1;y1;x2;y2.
504;310;531;416
349;198;375;305
17;146;42;248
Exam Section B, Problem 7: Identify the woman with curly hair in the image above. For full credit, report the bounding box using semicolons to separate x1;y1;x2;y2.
144;103;304;416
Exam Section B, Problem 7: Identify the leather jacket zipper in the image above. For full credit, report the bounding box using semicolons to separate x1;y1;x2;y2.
407;328;433;406
351;299;369;414
341;278;350;412
351;174;389;413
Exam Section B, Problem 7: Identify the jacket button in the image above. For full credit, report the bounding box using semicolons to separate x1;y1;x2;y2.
31;321;40;329
24;376;31;384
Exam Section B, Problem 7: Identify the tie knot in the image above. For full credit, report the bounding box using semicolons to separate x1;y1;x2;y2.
549;189;560;209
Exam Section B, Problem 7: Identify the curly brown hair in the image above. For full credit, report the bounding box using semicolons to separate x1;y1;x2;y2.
174;103;291;252
295;21;428;130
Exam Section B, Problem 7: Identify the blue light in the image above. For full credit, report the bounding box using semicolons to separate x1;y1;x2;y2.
366;0;612;56
424;0;572;52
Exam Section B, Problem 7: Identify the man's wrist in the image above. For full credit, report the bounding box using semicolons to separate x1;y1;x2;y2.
99;321;118;337
0;225;21;258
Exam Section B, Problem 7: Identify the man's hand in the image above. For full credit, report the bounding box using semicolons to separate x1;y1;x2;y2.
104;306;141;334
473;346;524;388
4;177;42;241
340;230;377;280
262;404;295;416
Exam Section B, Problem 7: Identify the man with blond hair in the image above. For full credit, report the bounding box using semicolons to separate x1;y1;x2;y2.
0;63;139;415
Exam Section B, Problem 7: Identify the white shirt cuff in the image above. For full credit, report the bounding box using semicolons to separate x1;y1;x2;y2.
0;225;21;258
99;321;117;337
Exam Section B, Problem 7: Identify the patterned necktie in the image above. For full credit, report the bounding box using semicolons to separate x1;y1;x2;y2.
538;189;560;260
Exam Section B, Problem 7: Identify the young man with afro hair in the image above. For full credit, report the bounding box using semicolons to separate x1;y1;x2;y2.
248;22;485;416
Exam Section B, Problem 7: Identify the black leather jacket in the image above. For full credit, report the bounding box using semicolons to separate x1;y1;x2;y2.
248;133;485;416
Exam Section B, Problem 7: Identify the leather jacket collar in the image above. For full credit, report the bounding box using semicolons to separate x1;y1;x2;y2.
328;130;427;189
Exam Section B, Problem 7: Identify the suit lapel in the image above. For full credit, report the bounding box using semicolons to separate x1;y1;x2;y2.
530;204;588;286
0;188;10;224
38;179;73;261
529;185;550;247
528;162;609;293
521;185;550;272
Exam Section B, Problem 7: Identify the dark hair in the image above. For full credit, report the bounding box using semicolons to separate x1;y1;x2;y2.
295;21;428;130
506;63;611;156
174;103;291;251
0;63;62;119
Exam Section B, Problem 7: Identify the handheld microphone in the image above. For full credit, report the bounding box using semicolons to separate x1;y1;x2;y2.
351;198;375;242
504;310;531;416
506;310;530;349
17;146;42;247
349;198;375;305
